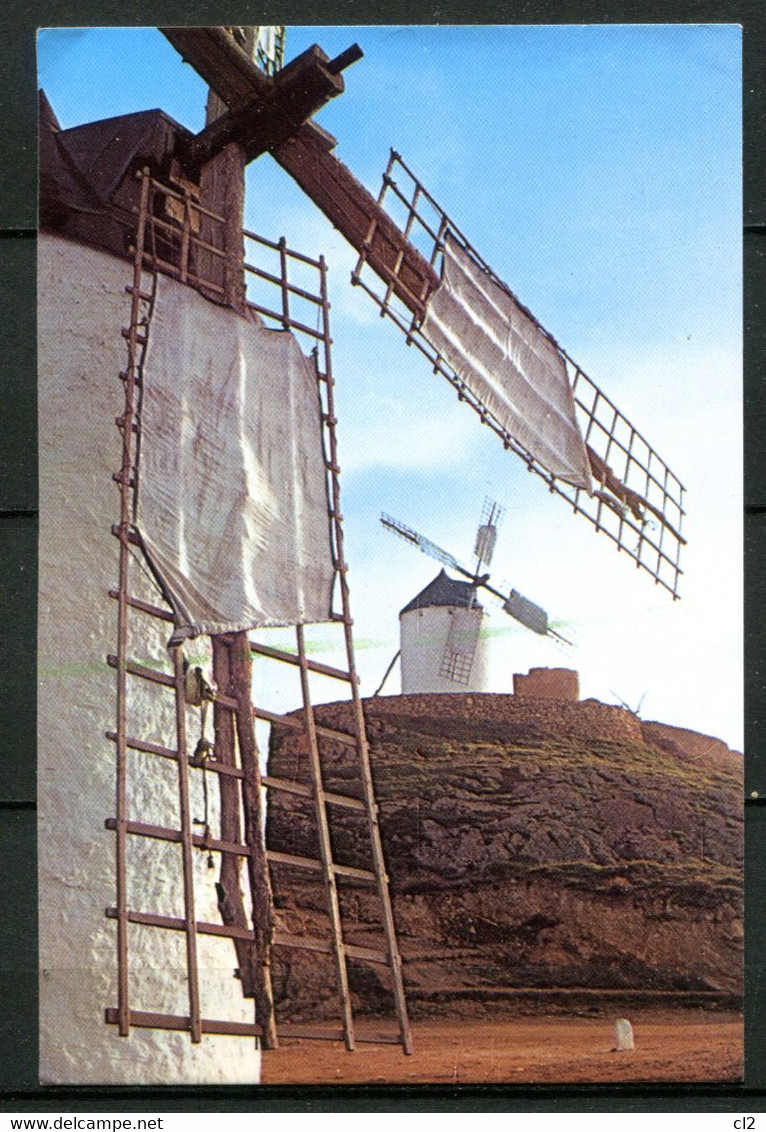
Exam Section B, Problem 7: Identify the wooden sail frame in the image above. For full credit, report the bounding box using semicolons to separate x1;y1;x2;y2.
352;151;686;600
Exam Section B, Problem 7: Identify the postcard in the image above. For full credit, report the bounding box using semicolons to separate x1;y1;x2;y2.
37;24;742;1086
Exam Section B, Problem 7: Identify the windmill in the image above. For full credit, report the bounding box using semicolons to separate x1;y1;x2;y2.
37;25;689;1083
379;499;568;695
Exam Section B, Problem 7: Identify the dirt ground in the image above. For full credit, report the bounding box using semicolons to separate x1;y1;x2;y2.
261;1010;743;1085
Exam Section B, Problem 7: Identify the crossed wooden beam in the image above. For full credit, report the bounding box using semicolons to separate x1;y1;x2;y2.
161;27;438;308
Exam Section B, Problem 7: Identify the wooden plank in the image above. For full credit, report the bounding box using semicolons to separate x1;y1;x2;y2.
274;130;438;313
250;639;354;683
105;1008;402;1044
252;703;357;747
105;1007;261;1039
105;816;250;857
105;906;255;942
226;632;279;1048
273;929;388;967
210;637;258;1002
171;645;202;1042
263;774;365;812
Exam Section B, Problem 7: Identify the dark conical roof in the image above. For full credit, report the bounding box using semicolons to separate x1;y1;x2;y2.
38;91;194;257
399;569;482;616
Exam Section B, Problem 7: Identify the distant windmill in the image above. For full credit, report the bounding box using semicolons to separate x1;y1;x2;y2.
378;499;568;695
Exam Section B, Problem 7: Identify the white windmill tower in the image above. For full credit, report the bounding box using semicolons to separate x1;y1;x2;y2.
381;499;561;695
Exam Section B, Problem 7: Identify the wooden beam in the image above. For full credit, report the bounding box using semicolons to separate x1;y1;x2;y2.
161;26;270;107
273;130;439;310
227;632;279;1050
161;26;439;311
178;45;346;171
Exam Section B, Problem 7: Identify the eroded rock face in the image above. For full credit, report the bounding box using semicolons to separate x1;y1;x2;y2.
265;694;743;1020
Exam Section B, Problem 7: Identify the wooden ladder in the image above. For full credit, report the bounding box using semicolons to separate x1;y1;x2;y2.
104;169;412;1053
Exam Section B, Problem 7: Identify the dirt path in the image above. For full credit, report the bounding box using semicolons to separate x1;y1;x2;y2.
261;1011;743;1085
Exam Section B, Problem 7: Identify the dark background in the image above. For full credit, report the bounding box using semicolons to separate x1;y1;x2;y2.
1;0;763;1111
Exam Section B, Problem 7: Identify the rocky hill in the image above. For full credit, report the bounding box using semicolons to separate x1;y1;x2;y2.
265;693;743;1021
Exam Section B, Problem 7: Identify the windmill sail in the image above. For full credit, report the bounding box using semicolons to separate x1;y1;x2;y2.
439;606;483;685
474;523;497;569
503;590;548;636
380;513;467;574
354;152;686;600
421;233;591;490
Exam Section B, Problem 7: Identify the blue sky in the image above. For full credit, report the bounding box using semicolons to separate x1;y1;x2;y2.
38;25;743;747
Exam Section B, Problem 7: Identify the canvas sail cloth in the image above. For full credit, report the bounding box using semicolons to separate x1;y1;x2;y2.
421;233;592;491
137;279;335;639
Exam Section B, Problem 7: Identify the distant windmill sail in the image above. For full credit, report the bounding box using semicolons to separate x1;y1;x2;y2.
421;233;592;490
474;523;497;568
503;590;548;636
439;605;483;684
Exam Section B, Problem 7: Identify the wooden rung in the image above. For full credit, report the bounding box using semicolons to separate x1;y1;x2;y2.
108;589;175;622
107;654;174;688
273;929;389;966
105;730;243;779
272;928;333;956
252;705;356;748
250;640;355;683
105;906;255;942
262;775;365;812
121;327;148;346
265;849;376;884
346;942;391;966
107;657;237;713
105;1009;402;1041
188;757;244;779
277;1024;402;1045
105;1007;260;1038
334;862;379;883
266;848;323;873
105;730;176;760
105;817;250;857
106;653;237;710
104;1009;402;1045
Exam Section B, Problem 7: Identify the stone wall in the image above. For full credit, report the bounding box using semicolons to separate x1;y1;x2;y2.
513;667;580;701
333;691;645;746
641;721;742;774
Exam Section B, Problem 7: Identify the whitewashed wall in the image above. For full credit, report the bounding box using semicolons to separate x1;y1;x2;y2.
399;605;490;694
38;233;261;1084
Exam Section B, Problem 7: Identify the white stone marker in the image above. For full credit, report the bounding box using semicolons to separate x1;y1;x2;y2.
615;1017;635;1051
